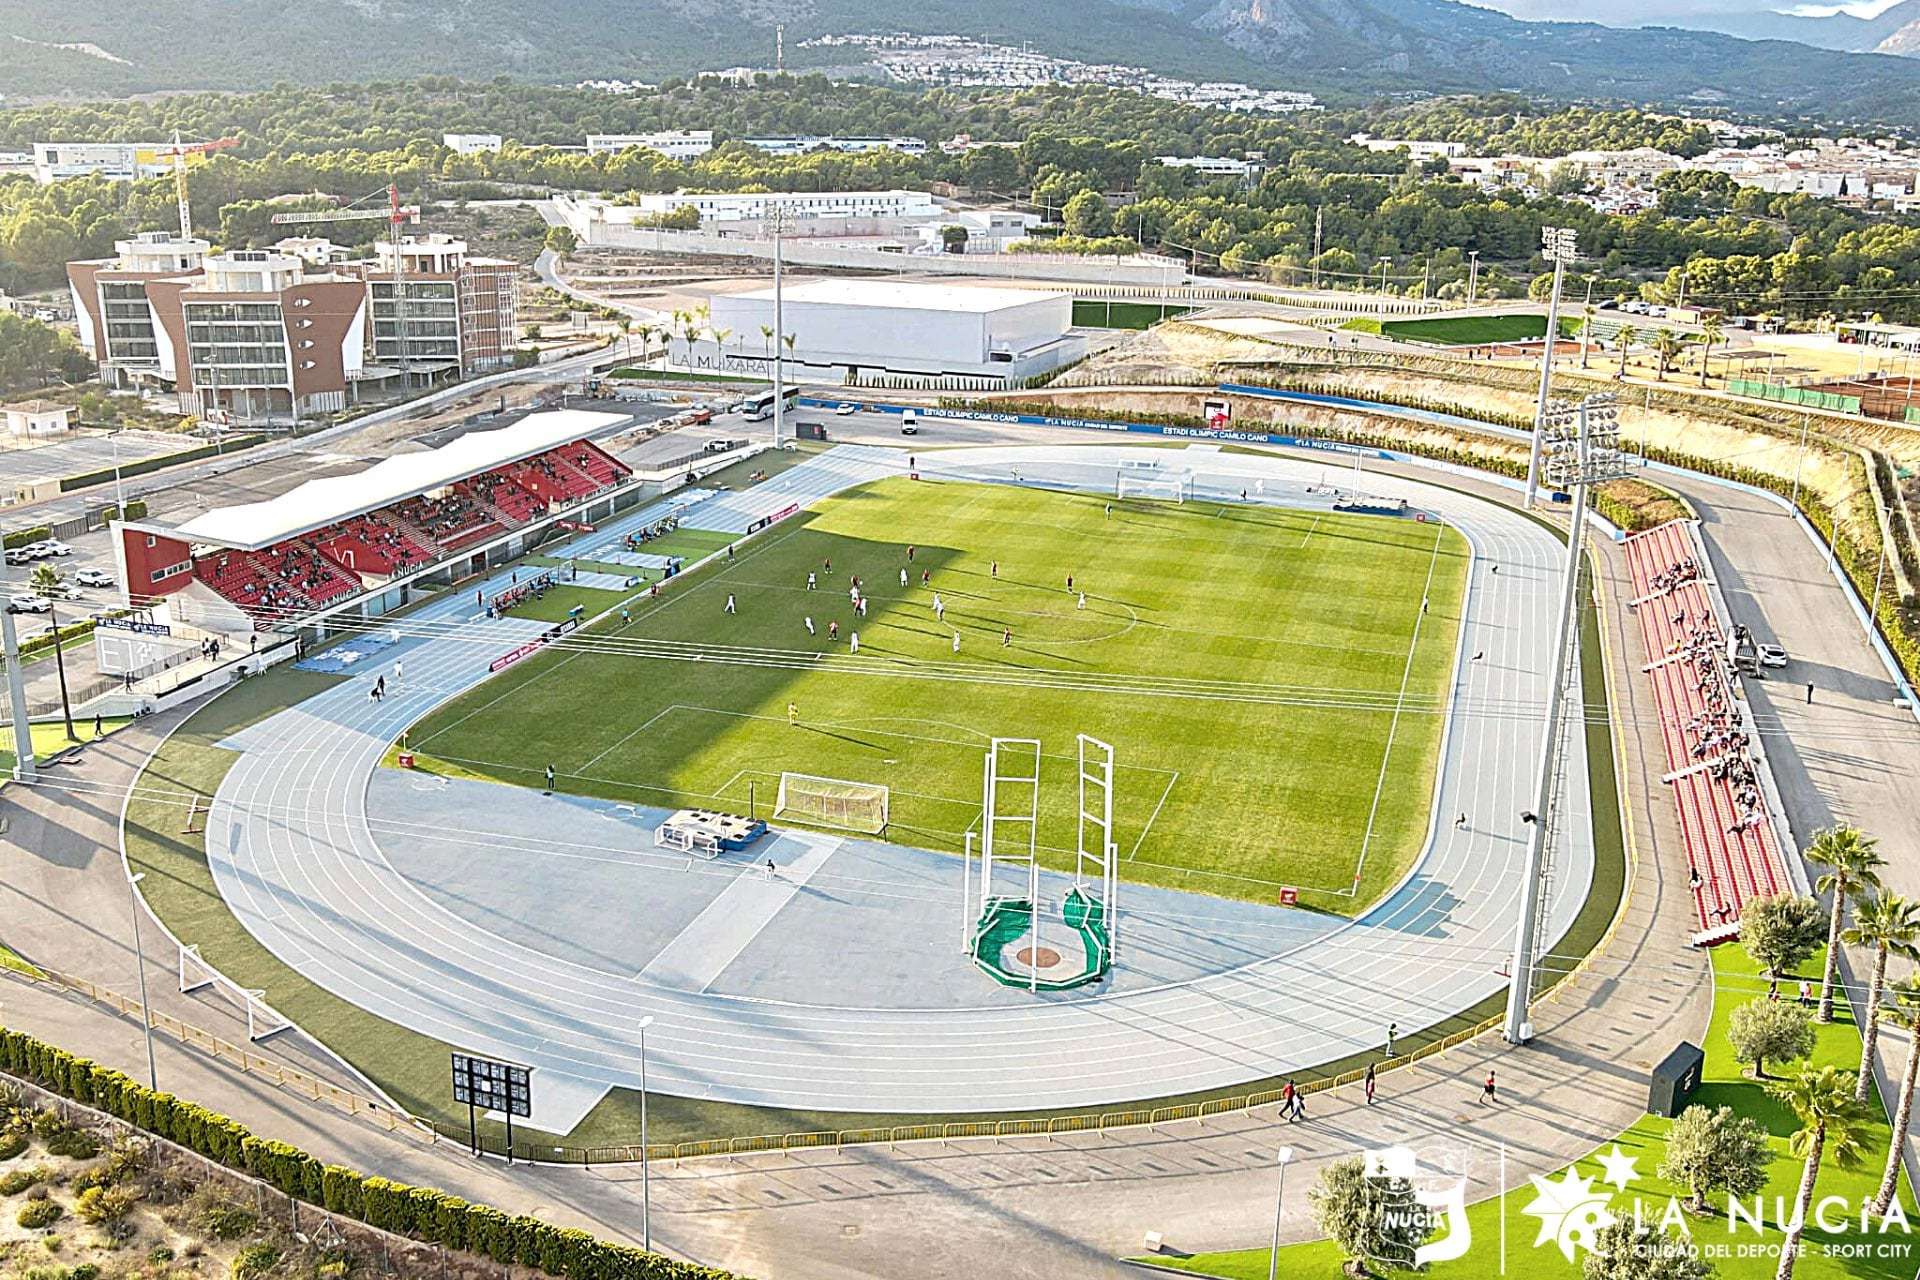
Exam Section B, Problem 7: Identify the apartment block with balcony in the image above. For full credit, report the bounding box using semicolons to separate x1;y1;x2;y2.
144;251;368;423
67;231;212;392
347;235;518;380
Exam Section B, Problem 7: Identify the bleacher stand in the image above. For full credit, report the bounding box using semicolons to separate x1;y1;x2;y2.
1622;520;1791;945
187;434;633;628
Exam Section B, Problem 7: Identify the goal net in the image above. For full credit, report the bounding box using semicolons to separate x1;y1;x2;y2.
1116;472;1191;504
774;773;890;834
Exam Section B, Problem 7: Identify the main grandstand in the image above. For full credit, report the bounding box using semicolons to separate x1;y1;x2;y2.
111;410;635;633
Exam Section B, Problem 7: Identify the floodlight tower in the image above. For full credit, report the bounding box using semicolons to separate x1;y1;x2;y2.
770;200;788;447
1524;226;1580;510
1503;392;1633;1045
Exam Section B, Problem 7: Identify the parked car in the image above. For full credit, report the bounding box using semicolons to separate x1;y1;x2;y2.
6;593;51;614
42;539;73;556
43;582;83;601
21;541;53;559
1758;643;1789;669
73;569;114;588
704;437;743;453
2;548;31;566
836;402;860;416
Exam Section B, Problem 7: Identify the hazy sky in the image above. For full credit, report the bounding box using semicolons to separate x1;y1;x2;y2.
1478;0;1900;18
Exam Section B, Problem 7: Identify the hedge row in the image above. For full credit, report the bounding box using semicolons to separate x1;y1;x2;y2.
18;618;95;659
58;435;266;495
3;526;50;550
0;1029;738;1280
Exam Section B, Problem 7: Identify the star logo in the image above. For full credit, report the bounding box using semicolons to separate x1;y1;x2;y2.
1595;1144;1639;1193
1523;1168;1618;1262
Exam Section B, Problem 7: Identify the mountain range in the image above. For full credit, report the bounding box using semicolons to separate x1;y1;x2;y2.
4;0;1920;125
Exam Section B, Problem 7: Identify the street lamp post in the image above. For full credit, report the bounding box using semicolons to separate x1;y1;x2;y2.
770;202;787;448
637;1015;654;1252
1267;1147;1294;1280
1525;227;1580;510
1504;393;1633;1045
1467;250;1480;308
128;871;158;1089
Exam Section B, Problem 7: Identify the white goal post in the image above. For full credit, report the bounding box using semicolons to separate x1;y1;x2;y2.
1115;472;1191;503
773;772;890;834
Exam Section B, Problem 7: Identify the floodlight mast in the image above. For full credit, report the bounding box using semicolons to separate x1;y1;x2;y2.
1503;392;1633;1045
1524;227;1580;510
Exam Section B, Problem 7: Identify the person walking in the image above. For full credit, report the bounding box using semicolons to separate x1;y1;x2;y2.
375;675;386;700
1365;1063;1377;1106
93;712;103;739
921;569;930;586
907;545;916;561
952;630;961;653
1002;627;1012;648
990;561;998;580
725;593;736;615
1077;592;1087;610
476;589;484;608
1066;574;1074;592
1806;681;1815;705
765;858;778;880
900;568;909;587
788;702;799;727
1799;979;1812;1006
807;572;817;590
393;660;402;686
850;631;860;654
823;557;832;576
1386;1022;1398;1057
1105;502;1112;518
1480;1070;1497;1104
621;607;630;625
544;764;555;795
858;597;868;618
804;615;815;636
829;620;839;641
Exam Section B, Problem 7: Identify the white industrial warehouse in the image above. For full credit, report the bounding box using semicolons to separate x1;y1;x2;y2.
688;279;1087;384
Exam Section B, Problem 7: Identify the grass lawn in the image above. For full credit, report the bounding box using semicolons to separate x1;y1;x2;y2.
405;477;1469;908
1073;299;1193;329
0;716;132;776
1379;314;1579;347
0;938;45;978
1153;945;1920;1280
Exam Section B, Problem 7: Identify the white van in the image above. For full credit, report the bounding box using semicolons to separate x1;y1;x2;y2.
901;409;919;435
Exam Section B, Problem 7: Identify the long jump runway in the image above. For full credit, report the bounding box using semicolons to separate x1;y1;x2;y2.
202;444;1592;1120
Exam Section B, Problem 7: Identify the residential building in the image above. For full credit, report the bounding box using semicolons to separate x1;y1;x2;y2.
1350;136;1467;161
270;237;351;267
740;135;928;157
32;141;200;183
910;208;1040;254
146;250;369;421
343;235;518;378
585;131;714;160
3;401;74;437
67;231;213;391
442;133;503;155
606;188;940;232
1156;155;1266;183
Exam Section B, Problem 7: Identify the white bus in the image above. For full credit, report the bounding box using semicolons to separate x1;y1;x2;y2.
743;388;800;422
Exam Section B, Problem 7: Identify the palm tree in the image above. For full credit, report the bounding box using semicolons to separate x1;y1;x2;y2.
1843;892;1920;1102
1872;976;1920;1214
1769;1066;1873;1280
759;324;775;356
1808;826;1884;1024
1699;312;1725;387
1614;324;1637;380
1652;328;1682;380
1579;303;1596;369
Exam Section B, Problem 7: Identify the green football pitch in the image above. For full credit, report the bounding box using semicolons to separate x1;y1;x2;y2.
403;477;1470;911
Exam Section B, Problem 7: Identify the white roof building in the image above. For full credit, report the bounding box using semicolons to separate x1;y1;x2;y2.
443;133;504;155
170;410;625;550
585;131;715;160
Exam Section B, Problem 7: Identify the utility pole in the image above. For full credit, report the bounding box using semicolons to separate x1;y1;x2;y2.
1311;207;1323;291
1525;226;1580;510
1467;250;1480;308
1504;393;1632;1045
771;201;787;447
2;559;33;783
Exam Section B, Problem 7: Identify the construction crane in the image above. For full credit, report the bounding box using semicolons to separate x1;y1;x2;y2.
164;131;241;241
270;183;423;378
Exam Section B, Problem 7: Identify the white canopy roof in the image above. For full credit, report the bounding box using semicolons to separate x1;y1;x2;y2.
172;409;627;551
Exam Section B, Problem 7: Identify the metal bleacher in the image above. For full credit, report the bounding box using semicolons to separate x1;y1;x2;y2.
1622;520;1792;945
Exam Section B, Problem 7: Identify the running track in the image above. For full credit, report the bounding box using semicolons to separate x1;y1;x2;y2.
201;443;1592;1114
